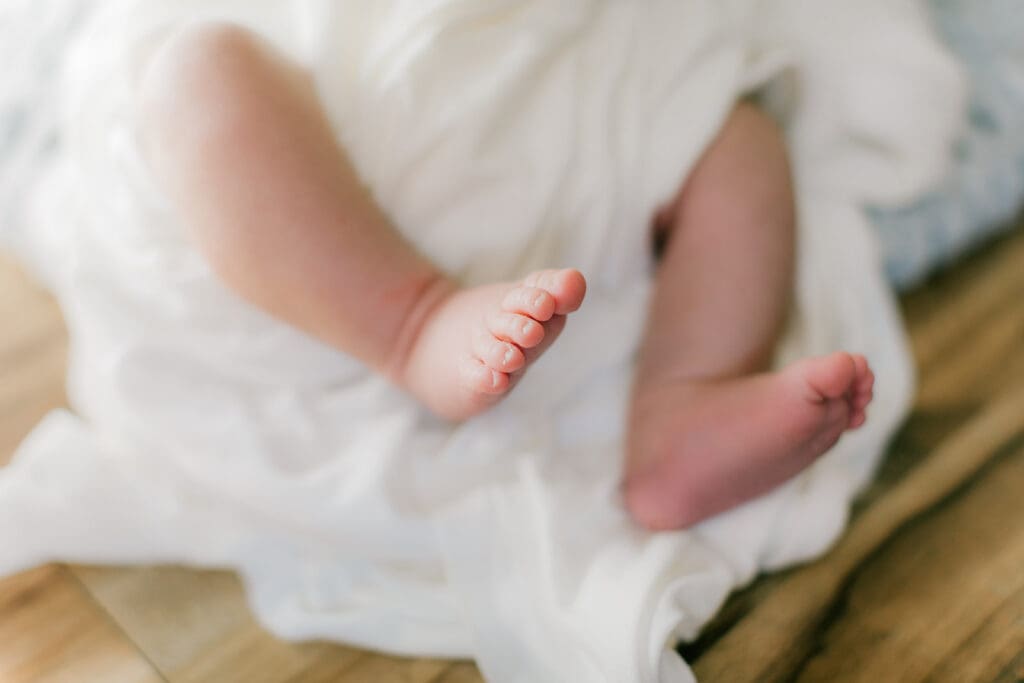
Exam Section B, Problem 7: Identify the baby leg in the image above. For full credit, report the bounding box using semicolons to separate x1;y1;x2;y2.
624;103;873;530
137;23;585;421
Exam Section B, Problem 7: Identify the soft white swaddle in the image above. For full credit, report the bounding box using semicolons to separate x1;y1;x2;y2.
0;1;964;681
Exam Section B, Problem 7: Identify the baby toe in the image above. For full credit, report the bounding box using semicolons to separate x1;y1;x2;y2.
461;357;509;395
474;332;526;373
852;356;873;388
523;269;587;315
853;385;874;414
501;286;555;321
858;368;875;395
487;311;545;348
522;269;557;289
801;352;858;401
550;269;587;313
851;353;869;377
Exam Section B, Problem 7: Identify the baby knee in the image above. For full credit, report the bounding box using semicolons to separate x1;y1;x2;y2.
143;20;265;85
136;21;267;139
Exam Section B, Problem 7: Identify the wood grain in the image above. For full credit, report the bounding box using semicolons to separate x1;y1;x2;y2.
0;566;163;683
693;384;1024;682
796;442;1024;682
70;566;367;683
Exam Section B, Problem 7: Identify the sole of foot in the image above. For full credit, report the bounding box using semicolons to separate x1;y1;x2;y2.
624;351;874;530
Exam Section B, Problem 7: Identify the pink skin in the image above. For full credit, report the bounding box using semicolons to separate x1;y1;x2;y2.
399;269;587;420
139;23;874;533
624;352;875;530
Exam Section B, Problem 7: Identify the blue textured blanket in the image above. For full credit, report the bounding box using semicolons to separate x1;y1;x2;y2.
874;0;1024;288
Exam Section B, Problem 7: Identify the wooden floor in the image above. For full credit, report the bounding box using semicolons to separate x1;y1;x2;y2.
2;223;1023;683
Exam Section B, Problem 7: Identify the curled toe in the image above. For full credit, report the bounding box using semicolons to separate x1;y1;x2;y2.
461;358;509;395
523;268;587;314
487;311;546;348
502;286;555;321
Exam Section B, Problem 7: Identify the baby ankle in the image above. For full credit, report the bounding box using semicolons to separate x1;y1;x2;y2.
383;272;458;388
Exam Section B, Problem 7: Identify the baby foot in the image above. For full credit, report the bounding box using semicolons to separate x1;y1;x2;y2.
624;352;874;530
398;269;586;421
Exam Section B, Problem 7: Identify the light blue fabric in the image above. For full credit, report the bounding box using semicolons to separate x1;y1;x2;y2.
0;2;84;255
872;0;1024;289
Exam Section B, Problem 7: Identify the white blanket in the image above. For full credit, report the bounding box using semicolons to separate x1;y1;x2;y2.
0;1;964;681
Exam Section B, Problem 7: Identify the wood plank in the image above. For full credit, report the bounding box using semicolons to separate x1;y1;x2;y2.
0;565;164;683
912;244;1024;410
433;662;486;682
172;624;349;683
0;331;66;415
692;382;1024;681
72;565;365;683
915;585;1024;683
0;254;65;362
0;256;68;466
900;226;1024;373
324;654;450;683
0;382;67;466
794;442;1024;681
991;650;1024;683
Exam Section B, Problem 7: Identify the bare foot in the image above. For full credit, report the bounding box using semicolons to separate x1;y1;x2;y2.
623;352;874;530
398;269;587;421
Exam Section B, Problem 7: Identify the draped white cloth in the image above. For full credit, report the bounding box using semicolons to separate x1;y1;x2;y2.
1;1;964;680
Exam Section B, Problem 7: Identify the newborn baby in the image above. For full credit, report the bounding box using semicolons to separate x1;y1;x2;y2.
1;2;964;677
138;22;874;531
134;21;872;532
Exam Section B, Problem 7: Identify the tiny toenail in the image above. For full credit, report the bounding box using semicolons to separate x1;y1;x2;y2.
532;293;546;308
522;320;535;336
503;347;516;365
491;371;501;388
